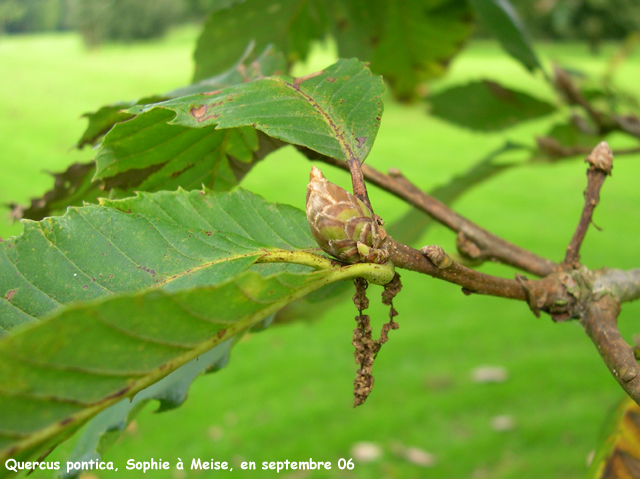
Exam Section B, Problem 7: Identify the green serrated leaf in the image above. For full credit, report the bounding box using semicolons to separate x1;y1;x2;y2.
82;47;285;150
130;58;384;165
93;109;281;192
59;341;232;479
0;188;396;467
0;269;330;469
0;260;394;469
10;47;287;223
76;96;166;149
89;48;292;191
467;0;542;73
101;188;314;252
0;188;315;334
427;80;556;131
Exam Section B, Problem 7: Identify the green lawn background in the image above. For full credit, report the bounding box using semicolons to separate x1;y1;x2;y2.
2;27;640;478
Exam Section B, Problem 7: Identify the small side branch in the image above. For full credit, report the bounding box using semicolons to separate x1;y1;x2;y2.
554;66;608;129
553;65;640;139
564;142;613;267
388;239;528;301
581;294;640;405
536;136;640;161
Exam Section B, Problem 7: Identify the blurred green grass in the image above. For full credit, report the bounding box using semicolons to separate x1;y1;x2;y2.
2;27;640;479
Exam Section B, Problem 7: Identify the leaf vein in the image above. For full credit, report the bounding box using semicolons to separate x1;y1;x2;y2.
36;222;114;295
92;310;193;350
0;244;63;307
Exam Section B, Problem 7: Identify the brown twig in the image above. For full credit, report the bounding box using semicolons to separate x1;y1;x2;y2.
388;240;528;300
564;142;613;267
301;143;640;408
554;66;608;129
536;136;640;161
553;65;640;139
303;149;558;277
614;114;640;139
581;294;640;405
387;145;519;246
406;243;640;406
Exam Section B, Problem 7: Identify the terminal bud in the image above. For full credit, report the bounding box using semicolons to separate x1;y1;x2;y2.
306;166;387;264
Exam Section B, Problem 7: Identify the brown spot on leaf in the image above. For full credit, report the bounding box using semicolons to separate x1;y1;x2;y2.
190;105;208;119
5;289;17;301
189;104;220;123
205;231;213;237
203;89;223;96
82;285;88;290
139;266;156;277
217;329;227;338
59;417;74;426
326;77;335;83
356;137;366;148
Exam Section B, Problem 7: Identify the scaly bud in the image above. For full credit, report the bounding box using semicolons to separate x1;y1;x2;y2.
306;166;387;264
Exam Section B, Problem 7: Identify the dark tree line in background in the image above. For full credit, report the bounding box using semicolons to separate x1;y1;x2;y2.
0;0;219;43
1;0;639;48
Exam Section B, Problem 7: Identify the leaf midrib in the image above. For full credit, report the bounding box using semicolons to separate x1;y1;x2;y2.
274;75;358;162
